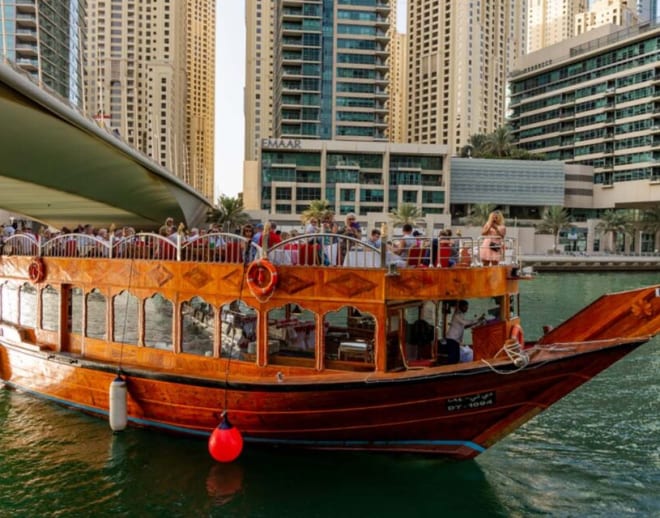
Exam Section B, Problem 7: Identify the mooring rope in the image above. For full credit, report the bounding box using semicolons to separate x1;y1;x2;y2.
481;339;530;374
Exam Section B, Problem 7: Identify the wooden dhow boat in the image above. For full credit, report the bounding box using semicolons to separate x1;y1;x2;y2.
0;230;658;459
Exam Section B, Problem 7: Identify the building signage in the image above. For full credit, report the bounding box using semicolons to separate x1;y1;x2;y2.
261;138;302;150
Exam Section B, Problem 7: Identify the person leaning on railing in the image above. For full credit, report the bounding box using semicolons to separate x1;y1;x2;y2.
480;210;506;266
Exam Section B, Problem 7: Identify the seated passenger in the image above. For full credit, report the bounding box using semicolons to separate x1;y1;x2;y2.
391;223;416;260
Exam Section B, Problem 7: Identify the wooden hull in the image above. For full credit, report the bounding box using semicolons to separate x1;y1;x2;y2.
0;337;645;459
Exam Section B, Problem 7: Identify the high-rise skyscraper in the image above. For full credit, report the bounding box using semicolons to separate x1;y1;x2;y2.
575;0;639;36
245;0;394;152
84;0;215;200
527;0;587;53
185;0;216;200
388;0;407;143
405;0;524;155
0;0;86;106
245;0;274;162
636;0;659;21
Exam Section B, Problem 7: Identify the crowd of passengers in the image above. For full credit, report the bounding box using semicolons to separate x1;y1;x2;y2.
1;209;506;266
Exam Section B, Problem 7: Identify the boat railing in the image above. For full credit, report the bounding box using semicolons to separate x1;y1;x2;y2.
265;234;519;268
475;236;519;266
1;231;518;266
268;234;382;267
1;232;265;263
1;233;38;256
179;233;263;263
41;233;113;258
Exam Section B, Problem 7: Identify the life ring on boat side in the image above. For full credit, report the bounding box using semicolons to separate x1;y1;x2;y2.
28;257;45;284
510;324;525;347
246;258;278;298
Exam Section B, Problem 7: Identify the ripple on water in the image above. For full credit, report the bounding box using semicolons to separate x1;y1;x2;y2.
479;338;660;517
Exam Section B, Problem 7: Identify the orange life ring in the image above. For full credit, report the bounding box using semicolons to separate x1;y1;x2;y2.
28;257;45;283
510;324;525;347
246;258;278;298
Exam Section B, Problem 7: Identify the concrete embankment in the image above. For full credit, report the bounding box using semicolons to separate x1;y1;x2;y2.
520;255;660;272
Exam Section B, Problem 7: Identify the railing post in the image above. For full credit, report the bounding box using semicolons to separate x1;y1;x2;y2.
109;234;114;258
176;232;182;261
37;234;42;257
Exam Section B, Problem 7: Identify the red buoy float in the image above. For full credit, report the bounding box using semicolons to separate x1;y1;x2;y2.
208;413;244;463
510;324;525;347
246;258;278;298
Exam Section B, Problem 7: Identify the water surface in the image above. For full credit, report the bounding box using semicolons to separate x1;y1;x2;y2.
0;272;658;517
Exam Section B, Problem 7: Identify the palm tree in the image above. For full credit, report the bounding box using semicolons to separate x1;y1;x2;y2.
535;206;572;253
641;205;660;252
465;203;496;227
206;194;250;232
485;126;514;158
461;133;490;158
301;200;334;223
595;210;630;253
389;203;423;228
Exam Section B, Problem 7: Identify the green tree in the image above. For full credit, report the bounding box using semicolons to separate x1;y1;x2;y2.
485;126;514;158
389;203;423;227
465;203;496;227
535;206;572;253
301;200;334;224
461;126;547;160
206;194;250;232
640;205;660;252
596;210;630;253
461;133;490;158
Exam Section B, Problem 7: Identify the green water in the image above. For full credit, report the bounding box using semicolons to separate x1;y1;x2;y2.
0;272;658;517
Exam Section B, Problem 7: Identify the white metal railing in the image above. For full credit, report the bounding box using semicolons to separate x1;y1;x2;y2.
1;231;520;267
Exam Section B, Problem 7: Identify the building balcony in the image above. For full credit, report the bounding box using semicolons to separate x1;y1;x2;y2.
15;58;38;71
15;29;37;42
375;1;391;13
375;30;389;42
15;16;37;28
15;45;38;56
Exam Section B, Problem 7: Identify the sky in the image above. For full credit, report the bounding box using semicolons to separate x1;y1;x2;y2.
214;3;246;200
214;1;407;201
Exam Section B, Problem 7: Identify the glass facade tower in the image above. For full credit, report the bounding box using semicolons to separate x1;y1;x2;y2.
0;0;85;107
510;24;660;188
273;0;390;141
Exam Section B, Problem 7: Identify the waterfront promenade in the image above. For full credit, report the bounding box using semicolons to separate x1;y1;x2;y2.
521;253;660;271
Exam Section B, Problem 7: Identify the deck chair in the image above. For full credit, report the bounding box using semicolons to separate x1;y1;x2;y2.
224;241;244;263
296;243;321;265
406;246;426;267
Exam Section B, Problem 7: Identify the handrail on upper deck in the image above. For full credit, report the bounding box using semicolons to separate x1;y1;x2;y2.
0;231;519;267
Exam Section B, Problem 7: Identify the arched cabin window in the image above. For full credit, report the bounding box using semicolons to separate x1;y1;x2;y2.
86;289;107;340
41;285;59;331
113;291;139;345
219;300;257;360
324;306;375;370
145;293;173;350
181;296;215;357
267;303;316;367
19;283;37;328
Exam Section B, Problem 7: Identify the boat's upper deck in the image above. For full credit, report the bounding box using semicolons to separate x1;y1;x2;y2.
2;230;520;270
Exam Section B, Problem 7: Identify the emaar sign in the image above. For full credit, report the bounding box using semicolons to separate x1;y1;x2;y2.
261;138;302;150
